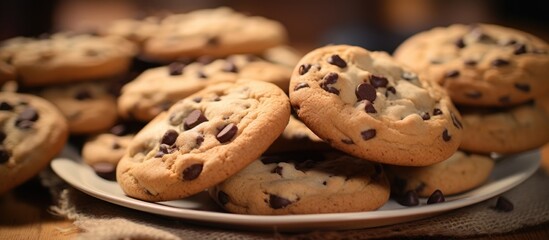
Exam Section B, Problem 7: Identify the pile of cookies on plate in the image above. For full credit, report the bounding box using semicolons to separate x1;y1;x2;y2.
1;7;548;215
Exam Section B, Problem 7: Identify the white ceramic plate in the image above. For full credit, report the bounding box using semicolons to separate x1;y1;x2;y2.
51;146;540;232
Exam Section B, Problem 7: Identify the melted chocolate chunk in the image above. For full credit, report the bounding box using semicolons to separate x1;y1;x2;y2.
455;38;466;48
161;129;179;146
514;83;530;92
364;100;377;113
370;75;388;88
182;163;203;180
427;189;445;204
195;135;204;147
356;83;376;102
494;196;514;212
323;72;339;84
269;194;292;209
386;86;397;95
433;108;443;116
293;82;309;91
360;129;376;141
218;191;229;205
15;107;39;129
442;129;451;142
216;123;238;143
74;89;93;100
168;62;185;76
327;54;347;68
397;190;419;206
183;109;208;130
92;162;116;181
492;59;510;67
0;101;13;111
421;112;431;120
298;64;312;75
0;146;10;164
445;70;460;78
271;166;283;176
322;85;340;95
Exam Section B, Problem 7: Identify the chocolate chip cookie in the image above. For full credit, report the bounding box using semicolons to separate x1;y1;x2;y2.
394;23;549;107
266;115;330;153
118;54;292;121
387;151;494;197
82;133;133;181
290;45;463;166
116;80;290;201
458;100;549;154
143;7;287;61
1;33;135;86
37;81;118;134
209;151;390;215
0;93;69;194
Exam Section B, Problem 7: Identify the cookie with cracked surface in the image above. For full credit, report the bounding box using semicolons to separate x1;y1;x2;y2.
266;115;330;153
209;151;390;215
458;100;549;154
394;23;549;107
290;45;462;166
143;7;287;61
118;54;292;121
116;80;290;201
37;81;118;134
1;33;135;86
387;151;494;197
0;93;68;194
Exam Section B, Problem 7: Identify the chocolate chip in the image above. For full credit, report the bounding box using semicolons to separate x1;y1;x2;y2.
216;123;238;143
294;82;309;91
505;39;517;46
499;96;511;104
74;89;93;100
445;70;460;78
361;129;376;141
514;44;527;55
464;60;477;66
15;107;39;129
433;108;443;116
494;196;514;212
469;27;494;43
206;36;219;46
161;129;179;145
182;163;203;180
327;54;347;68
197;70;207;79
451;112;463;129
514;83;530;92
421;112;430;120
183;109;208;130
271;166;283;176
323;72;338;84
455;38;466;48
218;191;229;205
0;146;10;164
370;75;388;88
427;189;445;204
341;139;354;144
0;101;14;111
168;62;185;76
269;194;292;209
112;141;121;150
195;135;204;147
465;91;482;99
223;62;238;73
492;59;510;67
401;72;417;81
193;97;202;103
397;190;419;206
298;64;312;75
386;86;396;95
0;131;5;143
356;83;377;102
321;85;340;95
364;100;377;113
92;162;116;181
442;129;451;142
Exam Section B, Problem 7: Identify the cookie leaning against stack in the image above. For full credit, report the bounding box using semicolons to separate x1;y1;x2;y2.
0;93;69;194
394;23;549;154
289;45;463;166
116;80;290;201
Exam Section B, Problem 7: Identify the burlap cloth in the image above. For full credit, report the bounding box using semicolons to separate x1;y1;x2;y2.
44;164;549;240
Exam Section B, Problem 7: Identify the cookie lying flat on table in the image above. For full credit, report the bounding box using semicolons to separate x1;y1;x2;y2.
289;45;462;166
117;80;290;201
458;100;549;154
209;151;390;215
386;151;494;197
394;23;549;107
118;54;291;121
0;33;135;87
37;81;118;134
0;93;68;194
143;7;287;61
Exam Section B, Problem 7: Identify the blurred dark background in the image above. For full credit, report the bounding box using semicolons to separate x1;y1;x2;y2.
1;0;548;53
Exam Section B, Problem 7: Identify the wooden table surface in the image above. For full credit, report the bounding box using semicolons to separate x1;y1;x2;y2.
1;144;549;240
